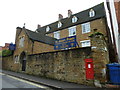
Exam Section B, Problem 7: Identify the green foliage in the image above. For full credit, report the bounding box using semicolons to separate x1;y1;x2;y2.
89;32;104;38
2;50;13;57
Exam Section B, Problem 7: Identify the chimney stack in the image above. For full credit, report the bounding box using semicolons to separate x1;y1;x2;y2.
58;14;63;20
68;9;72;18
37;24;41;29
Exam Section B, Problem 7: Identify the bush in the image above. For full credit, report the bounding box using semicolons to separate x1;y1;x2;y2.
2;50;13;57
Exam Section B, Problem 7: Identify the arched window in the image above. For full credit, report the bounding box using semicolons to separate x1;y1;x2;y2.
19;36;25;48
46;26;50;32
72;16;78;23
58;21;62;28
89;9;95;17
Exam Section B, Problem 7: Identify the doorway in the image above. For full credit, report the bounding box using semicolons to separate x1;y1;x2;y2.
20;52;27;71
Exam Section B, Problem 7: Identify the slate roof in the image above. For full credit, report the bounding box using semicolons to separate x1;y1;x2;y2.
37;3;106;34
16;27;56;46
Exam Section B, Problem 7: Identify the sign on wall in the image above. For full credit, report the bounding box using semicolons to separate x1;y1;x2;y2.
54;36;78;50
9;43;16;50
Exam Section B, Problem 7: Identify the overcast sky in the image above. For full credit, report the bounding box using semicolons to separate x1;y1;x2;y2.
0;0;104;46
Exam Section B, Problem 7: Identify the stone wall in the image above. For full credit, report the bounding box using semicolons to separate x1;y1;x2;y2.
2;55;20;72
26;48;91;85
2;34;110;86
2;48;93;85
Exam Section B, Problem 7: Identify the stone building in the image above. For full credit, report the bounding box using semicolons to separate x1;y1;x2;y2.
14;2;109;63
36;3;108;49
3;3;111;86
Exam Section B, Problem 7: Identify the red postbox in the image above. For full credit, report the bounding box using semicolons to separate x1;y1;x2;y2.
84;58;94;80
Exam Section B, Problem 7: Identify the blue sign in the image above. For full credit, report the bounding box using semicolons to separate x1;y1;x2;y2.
54;36;78;50
9;43;16;50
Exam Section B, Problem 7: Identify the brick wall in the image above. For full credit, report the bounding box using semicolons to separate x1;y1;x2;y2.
32;41;54;54
47;18;107;47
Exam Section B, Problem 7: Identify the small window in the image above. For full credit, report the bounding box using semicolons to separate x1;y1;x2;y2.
58;22;62;28
54;31;60;39
82;22;90;34
72;16;78;23
80;40;91;47
46;26;50;32
68;26;76;36
19;36;25;48
89;9;95;17
14;55;19;63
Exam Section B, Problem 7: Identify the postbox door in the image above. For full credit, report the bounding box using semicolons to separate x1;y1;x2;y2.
85;59;94;80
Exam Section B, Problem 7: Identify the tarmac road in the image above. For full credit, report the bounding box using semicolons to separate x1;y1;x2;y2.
0;70;52;90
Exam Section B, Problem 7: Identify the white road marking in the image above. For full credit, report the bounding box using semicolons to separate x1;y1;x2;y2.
0;72;5;75
0;72;49;89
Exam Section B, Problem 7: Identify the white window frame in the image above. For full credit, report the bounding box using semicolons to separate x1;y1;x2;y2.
58;22;62;28
54;31;60;39
68;26;76;37
82;22;90;34
80;40;91;47
72;16;78;23
89;9;95;17
19;36;25;48
46;26;50;32
14;55;19;63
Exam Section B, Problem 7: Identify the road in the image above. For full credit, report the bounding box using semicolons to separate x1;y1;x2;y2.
0;71;52;90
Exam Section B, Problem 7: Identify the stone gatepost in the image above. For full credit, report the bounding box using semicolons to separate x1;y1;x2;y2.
90;33;110;87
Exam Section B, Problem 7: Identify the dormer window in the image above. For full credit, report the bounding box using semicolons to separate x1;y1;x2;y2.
46;26;50;32
58;21;62;28
89;9;95;17
72;16;78;23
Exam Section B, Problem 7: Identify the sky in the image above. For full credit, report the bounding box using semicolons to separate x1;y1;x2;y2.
0;0;104;46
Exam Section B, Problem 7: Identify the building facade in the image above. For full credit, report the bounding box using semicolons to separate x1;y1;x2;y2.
2;43;10;50
36;3;108;50
3;3;111;86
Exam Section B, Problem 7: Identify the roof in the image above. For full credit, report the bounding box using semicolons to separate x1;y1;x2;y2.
16;27;56;46
37;2;106;34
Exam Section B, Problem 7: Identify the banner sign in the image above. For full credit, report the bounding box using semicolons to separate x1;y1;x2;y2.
9;43;16;50
54;36;78;50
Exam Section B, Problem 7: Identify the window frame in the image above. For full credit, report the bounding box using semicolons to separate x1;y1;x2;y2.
19;36;25;48
80;40;91;47
68;26;76;37
14;55;19;63
46;26;50;32
81;22;90;34
72;16;78;23
89;9;95;17
58;21;62;28
54;31;60;39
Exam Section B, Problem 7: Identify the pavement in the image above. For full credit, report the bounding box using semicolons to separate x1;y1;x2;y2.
2;69;95;90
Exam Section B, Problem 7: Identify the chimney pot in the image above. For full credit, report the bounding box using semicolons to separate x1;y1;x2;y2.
68;9;72;18
37;24;41;29
58;14;63;20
